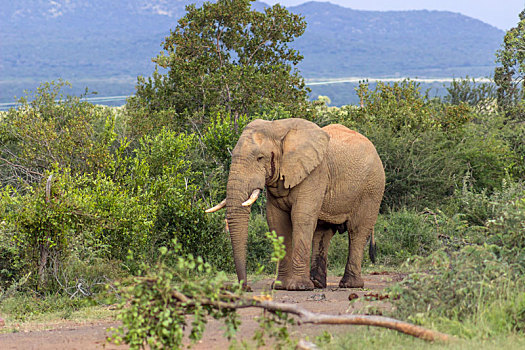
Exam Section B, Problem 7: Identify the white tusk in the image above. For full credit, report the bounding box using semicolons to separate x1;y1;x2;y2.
205;199;226;213
242;189;261;207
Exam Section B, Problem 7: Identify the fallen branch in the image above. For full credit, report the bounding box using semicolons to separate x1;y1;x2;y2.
166;287;451;342
256;299;450;342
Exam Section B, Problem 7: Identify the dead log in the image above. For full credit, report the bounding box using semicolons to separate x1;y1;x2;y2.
169;289;451;342
251;298;451;342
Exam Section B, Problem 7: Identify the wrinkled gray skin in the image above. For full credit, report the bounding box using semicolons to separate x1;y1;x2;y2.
222;118;385;291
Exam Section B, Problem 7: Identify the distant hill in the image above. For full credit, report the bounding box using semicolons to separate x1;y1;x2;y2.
0;0;504;105
294;2;503;78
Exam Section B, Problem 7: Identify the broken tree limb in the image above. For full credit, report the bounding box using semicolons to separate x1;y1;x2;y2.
250;299;450;342
166;288;451;342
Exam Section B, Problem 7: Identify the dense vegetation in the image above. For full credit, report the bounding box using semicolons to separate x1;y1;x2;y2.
0;1;523;349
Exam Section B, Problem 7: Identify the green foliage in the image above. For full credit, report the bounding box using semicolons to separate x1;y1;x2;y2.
127;128;230;265
391;246;525;337
265;230;286;290
201;113;251;167
0;81;120;188
443;76;497;112
0;220;22;290
447;179;525;264
374;210;439;265
110;234;296;349
128;0;310;136
246;213;273;274
391;180;525;337
313;80;516;208
495;9;525;121
109;242;244;349
1;170;157;291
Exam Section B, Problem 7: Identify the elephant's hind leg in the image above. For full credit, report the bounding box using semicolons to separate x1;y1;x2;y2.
339;225;369;288
340;200;380;288
310;223;335;288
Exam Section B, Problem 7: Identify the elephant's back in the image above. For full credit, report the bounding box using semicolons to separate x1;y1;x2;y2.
322;124;371;145
319;124;385;221
322;124;380;165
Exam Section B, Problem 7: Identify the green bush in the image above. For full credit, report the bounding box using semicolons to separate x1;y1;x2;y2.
246;213;273;273
0;81;120;188
1;170;157;291
312;80;517;209
110;242;244;349
391;180;525;337
126;128;231;266
447;179;525;264
391;245;525;336
374;210;439;265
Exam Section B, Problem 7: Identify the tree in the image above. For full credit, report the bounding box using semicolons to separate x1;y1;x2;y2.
129;0;309;133
494;9;525;120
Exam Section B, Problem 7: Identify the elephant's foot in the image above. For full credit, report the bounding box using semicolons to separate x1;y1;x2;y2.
283;277;315;291
339;274;364;288
271;280;286;290
241;284;253;292
310;269;327;289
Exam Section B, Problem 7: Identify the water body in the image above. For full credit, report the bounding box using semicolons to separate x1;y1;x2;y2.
0;77;493;111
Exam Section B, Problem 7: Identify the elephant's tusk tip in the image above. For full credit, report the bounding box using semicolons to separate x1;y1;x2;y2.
242;189;261;206
205;199;226;213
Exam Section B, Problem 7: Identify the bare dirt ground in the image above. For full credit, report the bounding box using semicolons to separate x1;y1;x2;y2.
0;273;403;350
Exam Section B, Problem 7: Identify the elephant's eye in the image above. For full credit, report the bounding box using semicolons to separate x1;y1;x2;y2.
257;156;264;161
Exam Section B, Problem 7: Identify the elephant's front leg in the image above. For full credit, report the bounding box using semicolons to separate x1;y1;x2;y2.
266;199;293;290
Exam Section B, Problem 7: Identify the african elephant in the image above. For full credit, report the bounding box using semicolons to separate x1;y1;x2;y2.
206;118;385;291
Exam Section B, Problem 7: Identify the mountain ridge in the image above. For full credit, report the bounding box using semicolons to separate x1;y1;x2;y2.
0;1;505;104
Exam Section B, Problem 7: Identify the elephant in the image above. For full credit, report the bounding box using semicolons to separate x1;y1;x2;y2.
206;118;385;291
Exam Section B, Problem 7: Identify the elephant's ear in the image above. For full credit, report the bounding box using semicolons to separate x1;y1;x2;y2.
280;120;330;189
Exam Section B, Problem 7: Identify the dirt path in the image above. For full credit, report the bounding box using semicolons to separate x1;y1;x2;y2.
0;273;402;349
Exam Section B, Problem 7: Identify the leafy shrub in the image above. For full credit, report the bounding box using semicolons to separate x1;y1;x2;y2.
448;179;525;265
443;76;497;112
2;170;157;291
201;113;250;167
326;209;441;271
350;80;473;133
0;222;21;290
374;210;439;265
110;242;243;349
69;172;157;263
391;245;525;336
246;213;273;273
0;81;120;188
391;180;525;336
126;128;230;265
312;80;516;209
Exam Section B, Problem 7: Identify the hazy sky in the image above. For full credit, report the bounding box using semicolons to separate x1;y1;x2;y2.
263;0;525;30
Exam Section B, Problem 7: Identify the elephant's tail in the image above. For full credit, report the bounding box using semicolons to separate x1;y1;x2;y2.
369;229;377;264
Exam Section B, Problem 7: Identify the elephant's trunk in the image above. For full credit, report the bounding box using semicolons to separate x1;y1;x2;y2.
226;179;253;287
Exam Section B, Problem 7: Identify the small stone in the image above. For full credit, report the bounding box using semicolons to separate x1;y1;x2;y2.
306;293;326;301
348;293;359;301
296;339;320;350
